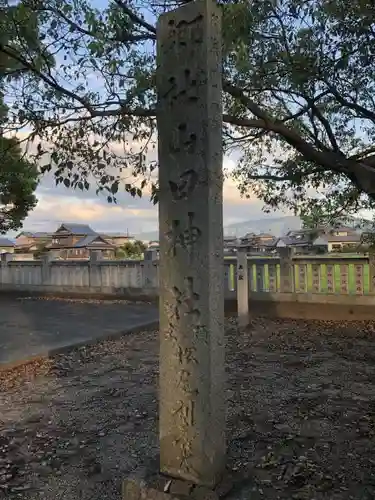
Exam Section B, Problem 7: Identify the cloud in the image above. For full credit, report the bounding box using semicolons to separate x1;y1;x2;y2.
14;165;267;237
25;192;157;230
7;132;286;237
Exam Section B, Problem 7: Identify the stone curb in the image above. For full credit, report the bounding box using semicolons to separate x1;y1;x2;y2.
0;319;159;373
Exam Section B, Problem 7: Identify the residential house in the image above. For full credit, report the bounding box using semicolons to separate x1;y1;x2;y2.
14;231;52;255
147;240;160;250
0;237;15;254
277;229;327;254
62;234;116;259
323;227;362;252
99;232;135;247
239;232;278;253
224;235;239;254
47;223;115;259
278;226;362;254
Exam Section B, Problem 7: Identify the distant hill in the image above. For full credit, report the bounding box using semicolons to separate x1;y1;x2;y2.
136;215;303;241
224;216;302;237
136;230;159;241
135;214;374;242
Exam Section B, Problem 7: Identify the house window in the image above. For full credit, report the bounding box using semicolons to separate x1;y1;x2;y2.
52;238;60;244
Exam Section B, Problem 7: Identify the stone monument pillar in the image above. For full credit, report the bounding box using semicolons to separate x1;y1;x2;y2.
237;250;249;327
369;251;375;295
278;247;294;293
157;0;225;488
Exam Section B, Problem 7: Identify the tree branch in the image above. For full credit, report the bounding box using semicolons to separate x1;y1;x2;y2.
47;7;156;43
113;0;156;35
223;81;375;195
308;101;341;152
0;44;156;120
324;80;375;123
350;145;375;161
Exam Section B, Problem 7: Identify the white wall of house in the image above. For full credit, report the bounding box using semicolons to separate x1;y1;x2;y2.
327;241;358;252
0;247;14;254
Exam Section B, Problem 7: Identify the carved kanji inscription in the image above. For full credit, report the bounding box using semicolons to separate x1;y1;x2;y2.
326;265;334;293
176;15;203;45
172;276;200;323
166;15;204;48
177;345;198;365
238;264;244;281
165;212;201;256
177;368;192;393
340;265;349;294
298;264;306;292
169;169;198;200
157;0;225;482
355;264;363;294
161;68;201;103
174;399;196;427
312;264;320;293
170;122;198;154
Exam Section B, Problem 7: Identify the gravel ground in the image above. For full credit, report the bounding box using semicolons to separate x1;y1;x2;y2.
1;316;375;499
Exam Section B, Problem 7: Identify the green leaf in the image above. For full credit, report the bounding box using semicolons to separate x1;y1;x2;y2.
2;0;375;224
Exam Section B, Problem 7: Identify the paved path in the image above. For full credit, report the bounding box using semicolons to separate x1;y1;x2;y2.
0;297;158;366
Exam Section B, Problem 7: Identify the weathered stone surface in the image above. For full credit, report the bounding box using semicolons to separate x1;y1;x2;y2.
156;0;225;488
123;477;179;500
278;247;294;293
369;252;375;294
237;250;249;327
191;485;218;500
169;478;194;496
123;475;223;500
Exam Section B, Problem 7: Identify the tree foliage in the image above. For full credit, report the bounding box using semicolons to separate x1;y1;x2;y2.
300;205;351;229
0;0;40;233
117;239;146;259
0;134;39;233
1;0;375;218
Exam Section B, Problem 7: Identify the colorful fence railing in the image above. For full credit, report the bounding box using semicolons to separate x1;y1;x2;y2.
223;254;372;296
1;252;374;301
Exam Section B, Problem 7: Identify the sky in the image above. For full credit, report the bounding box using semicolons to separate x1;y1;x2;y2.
6;0;289;238
14;154;287;238
4;0;333;238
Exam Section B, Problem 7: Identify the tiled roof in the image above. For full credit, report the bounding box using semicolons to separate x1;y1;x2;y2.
74;235;113;248
279;230;361;246
0;238;15;247
17;231;52;238
240;234;278;247
279;234;312;246
58;223;96;235
257;233;274;238
313;236;329;246
326;234;361;243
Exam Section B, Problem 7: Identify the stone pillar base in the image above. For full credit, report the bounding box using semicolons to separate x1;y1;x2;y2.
123;464;233;500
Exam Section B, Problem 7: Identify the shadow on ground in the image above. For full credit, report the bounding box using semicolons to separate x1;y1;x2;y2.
0;296;158;365
1;316;375;499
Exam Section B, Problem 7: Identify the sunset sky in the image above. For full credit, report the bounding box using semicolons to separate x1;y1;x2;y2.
15;154;286;238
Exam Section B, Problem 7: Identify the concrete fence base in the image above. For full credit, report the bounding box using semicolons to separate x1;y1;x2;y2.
3;253;375;321
3;285;375;321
